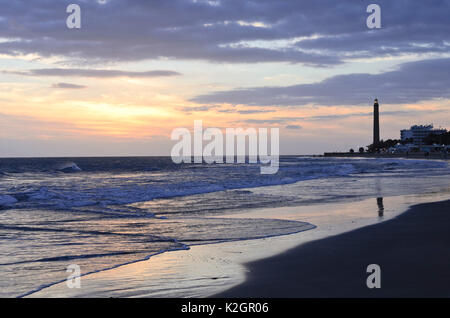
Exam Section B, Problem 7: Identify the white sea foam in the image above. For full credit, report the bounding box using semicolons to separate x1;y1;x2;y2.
1;156;450;297
58;162;82;173
3;157;447;212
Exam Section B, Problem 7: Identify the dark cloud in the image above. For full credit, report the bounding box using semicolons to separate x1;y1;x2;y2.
218;109;275;114
236;109;274;114
192;58;450;106
239;109;449;125
5;68;181;78
180;105;275;114
180;105;219;113
0;0;448;65
51;82;86;89
285;125;302;130
243;118;291;125
298;110;449;121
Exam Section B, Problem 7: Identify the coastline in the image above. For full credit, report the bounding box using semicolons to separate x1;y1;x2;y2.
26;192;450;298
322;152;449;160
216;199;450;298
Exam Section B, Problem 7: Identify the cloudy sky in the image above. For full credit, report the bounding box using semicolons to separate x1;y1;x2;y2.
1;0;449;156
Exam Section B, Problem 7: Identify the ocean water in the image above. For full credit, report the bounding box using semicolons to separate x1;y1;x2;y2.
0;156;449;297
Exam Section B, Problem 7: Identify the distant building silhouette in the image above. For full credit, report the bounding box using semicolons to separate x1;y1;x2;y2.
373;98;380;149
400;124;447;146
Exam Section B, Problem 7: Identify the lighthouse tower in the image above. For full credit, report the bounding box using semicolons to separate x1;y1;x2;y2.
373;98;380;149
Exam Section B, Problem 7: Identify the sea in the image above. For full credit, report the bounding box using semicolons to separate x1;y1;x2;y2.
0;156;449;297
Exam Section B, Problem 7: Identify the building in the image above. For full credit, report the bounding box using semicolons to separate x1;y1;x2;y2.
400;124;447;146
400;129;413;141
373;98;380;148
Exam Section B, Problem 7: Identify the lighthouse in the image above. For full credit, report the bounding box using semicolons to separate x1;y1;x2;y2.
373;98;380;149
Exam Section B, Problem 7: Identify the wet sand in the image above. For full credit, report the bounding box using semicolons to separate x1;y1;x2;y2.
216;199;450;297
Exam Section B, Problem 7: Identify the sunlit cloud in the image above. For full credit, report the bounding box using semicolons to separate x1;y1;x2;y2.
0;1;449;156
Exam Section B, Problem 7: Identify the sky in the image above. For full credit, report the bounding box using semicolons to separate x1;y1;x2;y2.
0;0;449;157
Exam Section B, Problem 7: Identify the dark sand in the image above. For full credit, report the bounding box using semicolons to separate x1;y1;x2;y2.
216;200;450;298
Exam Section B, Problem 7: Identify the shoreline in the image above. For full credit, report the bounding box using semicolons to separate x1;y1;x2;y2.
26;192;450;298
215;199;450;298
322;152;449;160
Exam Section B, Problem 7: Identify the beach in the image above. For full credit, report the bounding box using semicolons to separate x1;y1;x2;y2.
216;199;450;298
25;192;450;298
2;156;450;298
2;0;450;303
